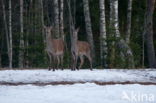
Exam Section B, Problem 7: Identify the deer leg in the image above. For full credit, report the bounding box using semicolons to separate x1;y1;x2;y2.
78;56;84;70
75;55;78;70
52;56;56;71
86;54;93;71
51;55;55;70
47;52;52;71
71;57;75;70
54;56;57;70
56;56;60;70
61;55;64;70
71;52;75;71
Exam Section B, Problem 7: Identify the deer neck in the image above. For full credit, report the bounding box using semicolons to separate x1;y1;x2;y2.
71;38;78;53
46;34;54;51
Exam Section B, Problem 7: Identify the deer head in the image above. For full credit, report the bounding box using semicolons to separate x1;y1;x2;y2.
72;28;80;41
44;26;53;38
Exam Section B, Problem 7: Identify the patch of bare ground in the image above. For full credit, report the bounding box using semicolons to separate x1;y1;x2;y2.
0;81;156;86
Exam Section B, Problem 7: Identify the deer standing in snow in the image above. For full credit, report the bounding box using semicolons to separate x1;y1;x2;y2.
71;28;93;70
44;26;65;71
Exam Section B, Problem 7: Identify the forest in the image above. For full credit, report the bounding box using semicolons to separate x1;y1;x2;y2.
0;0;156;69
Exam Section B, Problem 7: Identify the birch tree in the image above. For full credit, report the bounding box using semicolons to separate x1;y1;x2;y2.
126;0;133;44
144;0;156;68
53;0;60;38
109;0;116;67
9;0;13;68
110;0;134;68
83;0;95;58
99;0;107;67
60;0;64;37
19;0;24;68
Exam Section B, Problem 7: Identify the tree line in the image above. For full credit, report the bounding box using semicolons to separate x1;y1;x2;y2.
0;0;156;69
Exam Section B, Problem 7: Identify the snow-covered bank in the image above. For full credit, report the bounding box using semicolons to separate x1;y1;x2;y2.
0;69;156;84
0;83;156;103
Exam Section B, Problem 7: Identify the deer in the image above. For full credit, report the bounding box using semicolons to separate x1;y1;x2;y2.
71;28;93;71
44;26;65;71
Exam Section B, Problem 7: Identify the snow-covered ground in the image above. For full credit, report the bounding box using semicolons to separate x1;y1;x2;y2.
0;69;156;103
0;83;156;103
0;69;156;84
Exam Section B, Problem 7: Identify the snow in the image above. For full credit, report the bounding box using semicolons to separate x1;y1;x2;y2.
0;69;156;84
0;83;156;103
0;69;156;103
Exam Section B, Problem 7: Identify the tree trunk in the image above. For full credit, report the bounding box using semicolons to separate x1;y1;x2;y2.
25;0;33;68
126;0;133;44
9;0;13;69
53;0;60;38
60;0;64;37
145;0;156;68
99;0;108;68
83;0;95;59
0;50;1;67
109;0;115;67
19;0;24;68
40;0;45;42
39;0;47;64
113;0;120;38
111;0;134;68
1;0;10;62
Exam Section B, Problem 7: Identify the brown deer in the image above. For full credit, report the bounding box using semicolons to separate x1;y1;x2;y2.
44;26;65;71
71;28;92;70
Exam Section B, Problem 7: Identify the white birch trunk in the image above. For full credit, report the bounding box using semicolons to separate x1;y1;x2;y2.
113;0;120;38
126;0;133;44
19;0;24;68
53;0;60;38
111;0;134;68
109;0;115;67
99;0;107;67
83;0;95;59
9;0;13;69
60;0;64;37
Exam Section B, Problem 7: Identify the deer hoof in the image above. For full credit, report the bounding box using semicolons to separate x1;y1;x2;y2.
48;68;51;71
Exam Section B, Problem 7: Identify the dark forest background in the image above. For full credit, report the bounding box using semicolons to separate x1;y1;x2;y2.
0;0;156;69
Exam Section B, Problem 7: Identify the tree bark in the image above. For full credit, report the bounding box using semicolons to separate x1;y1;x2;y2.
109;0;116;67
0;53;1;67
53;0;60;38
19;0;24;68
60;0;64;37
113;0;120;38
145;0;156;68
99;0;108;67
83;0;95;59
126;0;133;44
40;0;45;42
1;0;10;62
9;0;13;69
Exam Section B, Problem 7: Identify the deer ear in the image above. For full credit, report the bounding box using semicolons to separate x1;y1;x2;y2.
76;27;80;32
50;26;53;30
43;25;46;29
